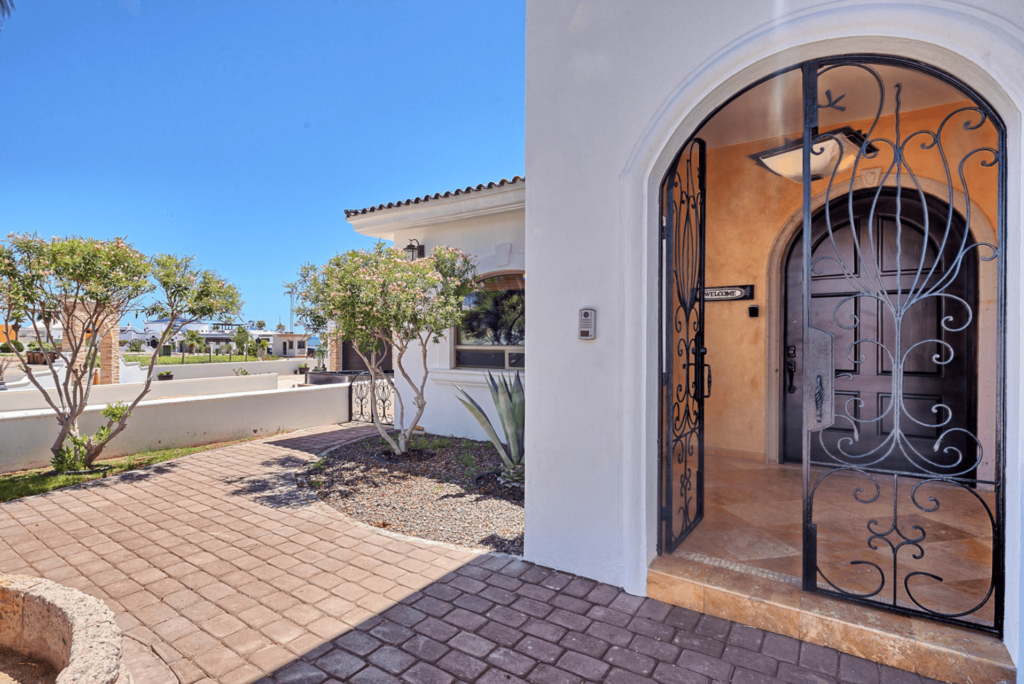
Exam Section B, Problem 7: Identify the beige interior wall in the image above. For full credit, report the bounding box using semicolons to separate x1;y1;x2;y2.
698;101;1000;468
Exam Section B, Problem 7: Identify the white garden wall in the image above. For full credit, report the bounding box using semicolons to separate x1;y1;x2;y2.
120;357;304;383
0;373;277;413
0;384;349;473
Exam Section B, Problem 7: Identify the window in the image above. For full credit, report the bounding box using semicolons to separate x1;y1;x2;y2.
455;273;524;370
298;340;305;349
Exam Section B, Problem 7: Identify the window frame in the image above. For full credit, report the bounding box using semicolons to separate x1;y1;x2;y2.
453;270;525;371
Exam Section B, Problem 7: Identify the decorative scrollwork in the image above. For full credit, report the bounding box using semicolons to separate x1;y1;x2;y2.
805;60;1002;632
662;138;707;550
351;372;394;425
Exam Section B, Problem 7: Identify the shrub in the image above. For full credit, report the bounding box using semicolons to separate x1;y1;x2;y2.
0;340;24;353
456;372;525;486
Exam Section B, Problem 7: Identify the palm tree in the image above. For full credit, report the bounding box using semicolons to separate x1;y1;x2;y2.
182;329;205;363
0;1;14;28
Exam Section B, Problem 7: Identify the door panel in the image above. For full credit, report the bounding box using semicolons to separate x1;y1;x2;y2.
783;191;976;473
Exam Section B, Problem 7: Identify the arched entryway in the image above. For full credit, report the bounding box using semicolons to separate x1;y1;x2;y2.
658;55;1005;635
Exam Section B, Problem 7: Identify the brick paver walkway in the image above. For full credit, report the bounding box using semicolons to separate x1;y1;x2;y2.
0;423;940;684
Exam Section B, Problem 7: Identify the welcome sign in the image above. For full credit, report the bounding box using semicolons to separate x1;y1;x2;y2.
704;285;754;301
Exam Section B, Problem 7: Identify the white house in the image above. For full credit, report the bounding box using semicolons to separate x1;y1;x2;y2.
342;3;1024;681
344;178;525;439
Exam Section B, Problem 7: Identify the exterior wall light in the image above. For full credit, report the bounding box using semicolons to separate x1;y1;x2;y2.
750;126;875;182
404;239;425;261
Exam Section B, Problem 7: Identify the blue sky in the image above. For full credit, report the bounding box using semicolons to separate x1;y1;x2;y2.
0;1;525;330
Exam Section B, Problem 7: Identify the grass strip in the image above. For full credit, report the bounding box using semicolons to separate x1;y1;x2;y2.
0;436;264;503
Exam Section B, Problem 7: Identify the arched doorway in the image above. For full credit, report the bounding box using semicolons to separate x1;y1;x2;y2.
659;56;1004;634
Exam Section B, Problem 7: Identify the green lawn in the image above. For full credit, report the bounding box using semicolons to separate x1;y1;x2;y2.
0;436;263;503
124;354;281;367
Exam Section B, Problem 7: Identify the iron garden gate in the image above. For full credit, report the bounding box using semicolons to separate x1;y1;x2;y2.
659;55;1005;634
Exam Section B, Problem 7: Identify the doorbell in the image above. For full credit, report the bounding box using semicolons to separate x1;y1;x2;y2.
579;309;596;340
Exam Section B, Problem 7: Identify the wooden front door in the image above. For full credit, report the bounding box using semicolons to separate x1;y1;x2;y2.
782;189;977;473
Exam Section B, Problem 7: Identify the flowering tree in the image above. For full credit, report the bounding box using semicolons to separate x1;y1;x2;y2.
0;235;242;470
295;243;477;454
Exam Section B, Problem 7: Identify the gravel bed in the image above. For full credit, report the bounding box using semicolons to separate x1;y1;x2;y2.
300;433;524;555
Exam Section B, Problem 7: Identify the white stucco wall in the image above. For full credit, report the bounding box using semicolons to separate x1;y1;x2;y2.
0;384;349;473
0;373;278;413
120;357;304;383
525;0;1024;667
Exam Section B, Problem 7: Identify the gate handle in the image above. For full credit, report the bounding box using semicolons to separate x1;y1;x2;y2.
786;360;797;394
704;364;713;399
814;374;824;423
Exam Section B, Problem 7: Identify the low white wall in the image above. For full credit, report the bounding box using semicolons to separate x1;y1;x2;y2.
0;373;278;413
0;383;350;473
120;357;305;383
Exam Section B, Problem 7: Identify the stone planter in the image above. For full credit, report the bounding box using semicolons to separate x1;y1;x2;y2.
0;575;133;683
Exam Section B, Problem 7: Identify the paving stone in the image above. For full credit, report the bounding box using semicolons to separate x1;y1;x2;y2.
385;604;429;627
454;593;494;614
672;632;725;659
585;619;634;647
478;621;524;647
437;649;489;680
629;616;677;642
651;661;711;684
665;607;701;632
444;607;489;631
401;662;456;684
479;668;529;684
487;646;538;677
693;615;731;640
677;650;733;681
728;625;765;652
521;618;567;644
777;662;837;684
337;629;383;656
561;577;597;598
560;630;610;659
635;599;673;622
351;665;402;684
732;667;785;684
878;666;921;684
369;645;419;674
410;616;457;643
551;594;592;614
724;646;778;676
273;659;329;683
800;644;840;677
372;620;417;645
488;605;530;628
450;631;498;658
587;604;633;628
526;663;579;684
605;645;657;675
631;634;681;663
402;634;450;663
515;635;564;664
762;634;801;665
839;654;880;684
546;609;591;633
556;650;610;680
316;648;367;679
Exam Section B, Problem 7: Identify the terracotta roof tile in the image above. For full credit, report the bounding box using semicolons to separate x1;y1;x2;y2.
344;176;524;217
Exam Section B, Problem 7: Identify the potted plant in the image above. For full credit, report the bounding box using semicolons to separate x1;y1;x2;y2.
157;370;174;381
297;363;309;377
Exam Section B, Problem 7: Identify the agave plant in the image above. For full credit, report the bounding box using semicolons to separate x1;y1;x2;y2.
455;371;524;486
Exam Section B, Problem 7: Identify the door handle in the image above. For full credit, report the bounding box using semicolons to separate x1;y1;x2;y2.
786;360;797;394
704;364;712;398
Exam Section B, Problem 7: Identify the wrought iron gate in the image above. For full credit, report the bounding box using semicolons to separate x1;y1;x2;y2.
797;57;1005;633
350;372;394;425
658;55;1005;634
659;137;709;553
